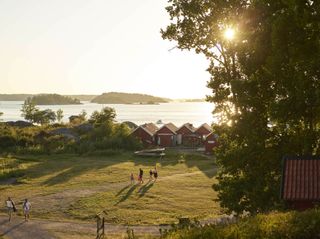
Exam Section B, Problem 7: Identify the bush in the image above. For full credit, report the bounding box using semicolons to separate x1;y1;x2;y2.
164;209;320;239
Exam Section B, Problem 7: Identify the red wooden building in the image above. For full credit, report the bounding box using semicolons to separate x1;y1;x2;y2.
281;156;320;210
131;123;158;147
195;123;212;139
155;123;178;147
176;123;200;146
204;132;218;154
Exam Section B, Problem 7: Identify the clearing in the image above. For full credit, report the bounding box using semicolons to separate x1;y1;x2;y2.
0;151;220;238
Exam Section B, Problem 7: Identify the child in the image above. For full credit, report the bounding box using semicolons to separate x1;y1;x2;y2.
130;173;135;185
139;168;144;184
22;198;31;222
149;169;153;181
153;167;158;182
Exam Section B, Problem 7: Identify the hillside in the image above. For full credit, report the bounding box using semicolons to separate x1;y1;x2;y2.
30;94;81;105
91;92;170;104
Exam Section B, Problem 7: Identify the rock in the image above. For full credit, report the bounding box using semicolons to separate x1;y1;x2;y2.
5;121;34;128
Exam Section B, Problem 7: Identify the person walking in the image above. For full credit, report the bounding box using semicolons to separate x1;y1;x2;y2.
149;169;153;181
139;168;144;184
130;172;135;185
5;197;16;222
22;198;31;221
153;167;158;182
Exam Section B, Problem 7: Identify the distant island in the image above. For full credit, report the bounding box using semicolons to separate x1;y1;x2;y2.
0;94;97;101
30;94;81;105
183;98;205;102
91;92;170;104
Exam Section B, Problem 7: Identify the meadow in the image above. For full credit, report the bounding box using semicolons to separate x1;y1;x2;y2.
0;151;220;226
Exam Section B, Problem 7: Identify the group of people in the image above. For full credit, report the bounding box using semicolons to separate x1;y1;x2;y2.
5;197;31;222
130;167;158;185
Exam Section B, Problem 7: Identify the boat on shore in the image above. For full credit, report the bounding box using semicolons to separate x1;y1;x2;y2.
134;148;165;157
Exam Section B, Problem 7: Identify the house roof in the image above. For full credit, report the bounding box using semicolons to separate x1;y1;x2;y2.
131;123;158;137
177;123;196;133
196;123;212;133
156;122;178;134
142;123;158;135
281;156;320;201
165;123;178;133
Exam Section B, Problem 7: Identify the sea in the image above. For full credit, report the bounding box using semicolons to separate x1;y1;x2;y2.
0;101;215;127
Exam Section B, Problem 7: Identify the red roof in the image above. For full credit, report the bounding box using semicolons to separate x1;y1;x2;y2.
281;156;320;201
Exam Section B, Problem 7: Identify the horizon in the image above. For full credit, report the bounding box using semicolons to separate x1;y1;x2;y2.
0;0;211;99
0;91;206;100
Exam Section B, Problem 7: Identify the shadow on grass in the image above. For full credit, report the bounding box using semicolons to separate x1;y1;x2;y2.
115;184;138;205
138;181;154;198
8;151;216;187
116;184;131;196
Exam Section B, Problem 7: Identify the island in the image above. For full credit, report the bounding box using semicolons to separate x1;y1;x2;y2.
91;92;170;104
30;94;81;105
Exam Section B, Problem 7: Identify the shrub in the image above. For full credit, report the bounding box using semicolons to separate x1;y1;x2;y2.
164;209;320;239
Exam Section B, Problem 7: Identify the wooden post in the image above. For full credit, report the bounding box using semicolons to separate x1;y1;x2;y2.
102;217;105;236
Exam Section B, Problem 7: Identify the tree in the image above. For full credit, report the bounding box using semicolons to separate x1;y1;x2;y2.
0;112;3;121
33;109;56;125
69;110;87;124
21;98;39;123
162;0;320;213
89;107;116;126
56;109;64;123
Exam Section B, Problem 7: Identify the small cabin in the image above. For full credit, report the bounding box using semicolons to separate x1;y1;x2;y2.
131;123;158;147
281;156;320;210
155;123;178;147
176;123;200;147
204;132;218;154
195;123;212;139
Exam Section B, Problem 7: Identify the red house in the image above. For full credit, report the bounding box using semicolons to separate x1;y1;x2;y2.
155;123;178;147
131;123;158;147
176;123;200;147
204;132;218;154
281;156;320;210
195;123;212;139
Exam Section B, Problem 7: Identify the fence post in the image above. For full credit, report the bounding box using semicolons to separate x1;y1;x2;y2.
102;217;105;236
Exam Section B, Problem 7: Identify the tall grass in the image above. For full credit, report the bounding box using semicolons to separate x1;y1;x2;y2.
165;209;320;239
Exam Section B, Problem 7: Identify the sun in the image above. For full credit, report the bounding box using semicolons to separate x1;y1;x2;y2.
224;28;235;40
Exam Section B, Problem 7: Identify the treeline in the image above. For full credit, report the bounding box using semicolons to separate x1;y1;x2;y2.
29;94;81;105
0;105;142;155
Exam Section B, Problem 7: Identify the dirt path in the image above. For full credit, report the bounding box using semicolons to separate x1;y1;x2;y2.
0;215;167;239
0;216;55;239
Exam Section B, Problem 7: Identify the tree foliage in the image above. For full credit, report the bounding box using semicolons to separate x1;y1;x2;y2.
21;98;57;125
162;0;320;213
21;97;39;123
56;109;64;123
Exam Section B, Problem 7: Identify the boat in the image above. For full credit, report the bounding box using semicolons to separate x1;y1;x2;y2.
134;148;165;157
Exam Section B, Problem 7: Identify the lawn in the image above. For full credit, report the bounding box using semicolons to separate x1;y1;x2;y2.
0;151;220;225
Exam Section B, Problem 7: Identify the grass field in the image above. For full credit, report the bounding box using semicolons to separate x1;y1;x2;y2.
0;151;220;225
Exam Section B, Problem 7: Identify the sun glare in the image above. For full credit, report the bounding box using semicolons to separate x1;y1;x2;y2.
224;28;235;40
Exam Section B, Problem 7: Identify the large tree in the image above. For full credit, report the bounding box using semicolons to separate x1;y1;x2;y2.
162;0;320;213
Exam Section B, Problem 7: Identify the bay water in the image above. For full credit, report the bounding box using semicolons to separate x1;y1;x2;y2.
0;101;215;127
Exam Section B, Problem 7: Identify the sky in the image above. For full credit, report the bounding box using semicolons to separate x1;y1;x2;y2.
0;0;211;99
